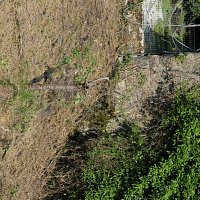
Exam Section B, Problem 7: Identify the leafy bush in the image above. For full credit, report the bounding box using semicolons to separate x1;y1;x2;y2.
82;86;200;199
82;124;147;200
124;86;200;199
183;0;200;22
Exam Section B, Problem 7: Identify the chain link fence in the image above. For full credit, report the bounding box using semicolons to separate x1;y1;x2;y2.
143;0;198;54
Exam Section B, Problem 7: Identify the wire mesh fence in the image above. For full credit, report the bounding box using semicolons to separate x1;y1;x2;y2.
143;0;198;54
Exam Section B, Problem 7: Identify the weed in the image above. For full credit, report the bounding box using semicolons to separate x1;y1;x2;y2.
0;63;46;133
137;72;147;86
0;79;18;104
0;55;8;68
183;0;200;22
154;19;165;36
82;122;145;200
60;56;71;65
75;65;94;84
59;47;96;85
175;53;187;63
10;70;45;133
9;188;18;198
12;88;37;133
116;53;134;70
1;143;10;159
74;93;85;105
122;1;142;21
0;79;16;89
72;47;90;60
124;86;200;199
72;47;96;84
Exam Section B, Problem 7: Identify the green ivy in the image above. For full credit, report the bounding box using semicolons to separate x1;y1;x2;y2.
81;86;200;200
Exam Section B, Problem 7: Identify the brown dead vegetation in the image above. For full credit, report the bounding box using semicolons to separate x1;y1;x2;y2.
0;0;126;199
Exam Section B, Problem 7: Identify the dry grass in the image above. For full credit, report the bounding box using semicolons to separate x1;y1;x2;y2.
0;0;125;199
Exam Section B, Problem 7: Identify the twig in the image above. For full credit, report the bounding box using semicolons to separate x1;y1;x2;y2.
172;29;195;52
196;48;200;53
29;77;110;91
161;38;173;47
86;77;109;88
164;24;200;27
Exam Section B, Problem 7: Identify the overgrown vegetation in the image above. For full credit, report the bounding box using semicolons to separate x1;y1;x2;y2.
83;86;200;199
11;87;38;133
1;1;199;200
149;0;200;53
183;0;200;22
4;72;46;133
46;85;200;200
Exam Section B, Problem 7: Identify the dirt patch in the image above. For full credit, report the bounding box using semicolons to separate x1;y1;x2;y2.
0;86;14;101
114;53;200;127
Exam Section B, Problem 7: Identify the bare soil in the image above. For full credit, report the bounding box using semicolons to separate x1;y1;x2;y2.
114;53;200;127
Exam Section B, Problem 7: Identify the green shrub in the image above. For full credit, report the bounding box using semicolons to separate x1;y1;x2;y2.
183;0;200;22
81;86;200;199
82;123;147;200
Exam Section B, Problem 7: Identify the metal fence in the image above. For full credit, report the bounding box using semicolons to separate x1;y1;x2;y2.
143;0;198;54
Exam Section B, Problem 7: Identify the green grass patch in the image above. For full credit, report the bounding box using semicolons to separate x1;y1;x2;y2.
60;47;96;85
12;87;38;133
7;69;46;133
0;55;9;68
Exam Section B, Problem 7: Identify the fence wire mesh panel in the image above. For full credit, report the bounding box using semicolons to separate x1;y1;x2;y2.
143;0;197;54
